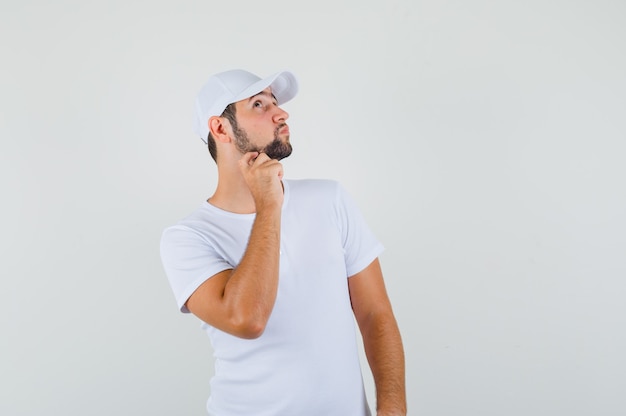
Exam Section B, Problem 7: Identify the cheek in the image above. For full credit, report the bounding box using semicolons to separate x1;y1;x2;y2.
251;122;275;137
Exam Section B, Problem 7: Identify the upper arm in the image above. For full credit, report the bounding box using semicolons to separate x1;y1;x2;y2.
184;267;273;339
185;269;232;330
348;258;395;327
160;225;234;313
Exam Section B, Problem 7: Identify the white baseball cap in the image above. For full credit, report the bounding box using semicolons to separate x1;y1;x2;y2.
193;69;299;143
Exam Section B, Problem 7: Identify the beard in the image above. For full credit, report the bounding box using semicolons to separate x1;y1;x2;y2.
231;121;293;161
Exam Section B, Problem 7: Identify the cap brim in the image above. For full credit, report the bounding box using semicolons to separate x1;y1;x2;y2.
233;70;298;106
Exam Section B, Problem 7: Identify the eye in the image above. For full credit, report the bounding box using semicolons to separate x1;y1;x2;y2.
253;100;264;108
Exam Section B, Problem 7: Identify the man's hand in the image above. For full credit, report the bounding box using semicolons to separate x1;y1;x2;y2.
239;152;284;211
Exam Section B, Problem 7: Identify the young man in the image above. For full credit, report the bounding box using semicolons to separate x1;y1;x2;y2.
160;69;406;416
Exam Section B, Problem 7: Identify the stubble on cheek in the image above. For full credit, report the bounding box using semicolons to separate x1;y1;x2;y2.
231;124;256;154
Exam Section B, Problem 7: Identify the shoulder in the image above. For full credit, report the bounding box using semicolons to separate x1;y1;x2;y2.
160;203;213;244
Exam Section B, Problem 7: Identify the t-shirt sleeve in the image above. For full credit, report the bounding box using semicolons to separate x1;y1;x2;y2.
334;183;385;277
160;225;233;313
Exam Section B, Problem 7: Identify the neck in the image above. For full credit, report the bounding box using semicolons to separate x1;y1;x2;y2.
208;161;257;214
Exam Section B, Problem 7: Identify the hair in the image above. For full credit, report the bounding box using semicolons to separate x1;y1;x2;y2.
207;103;237;162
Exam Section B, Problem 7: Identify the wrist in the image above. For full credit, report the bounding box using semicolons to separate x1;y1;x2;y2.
254;199;283;214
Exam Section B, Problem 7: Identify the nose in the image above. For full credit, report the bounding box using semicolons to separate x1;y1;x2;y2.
272;106;289;123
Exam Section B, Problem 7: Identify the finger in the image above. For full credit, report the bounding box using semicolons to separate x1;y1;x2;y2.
266;159;284;179
251;152;271;165
239;152;260;168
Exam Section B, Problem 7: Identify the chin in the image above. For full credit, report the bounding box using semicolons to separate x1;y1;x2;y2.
263;140;292;160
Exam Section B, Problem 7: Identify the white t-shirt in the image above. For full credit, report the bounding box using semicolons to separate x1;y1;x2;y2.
160;179;384;416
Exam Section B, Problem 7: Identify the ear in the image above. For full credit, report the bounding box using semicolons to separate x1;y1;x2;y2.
208;116;232;143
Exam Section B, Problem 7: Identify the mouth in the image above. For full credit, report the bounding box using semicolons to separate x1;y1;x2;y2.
277;124;289;136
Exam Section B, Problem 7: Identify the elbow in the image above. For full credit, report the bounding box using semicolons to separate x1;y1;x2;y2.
230;314;268;339
236;322;266;339
222;294;274;339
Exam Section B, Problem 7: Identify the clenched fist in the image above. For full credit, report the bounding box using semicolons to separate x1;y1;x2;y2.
239;152;284;212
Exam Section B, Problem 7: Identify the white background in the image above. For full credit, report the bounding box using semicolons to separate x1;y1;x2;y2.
2;0;625;415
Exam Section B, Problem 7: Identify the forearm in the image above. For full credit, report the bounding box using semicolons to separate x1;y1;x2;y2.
222;204;282;336
362;312;406;415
